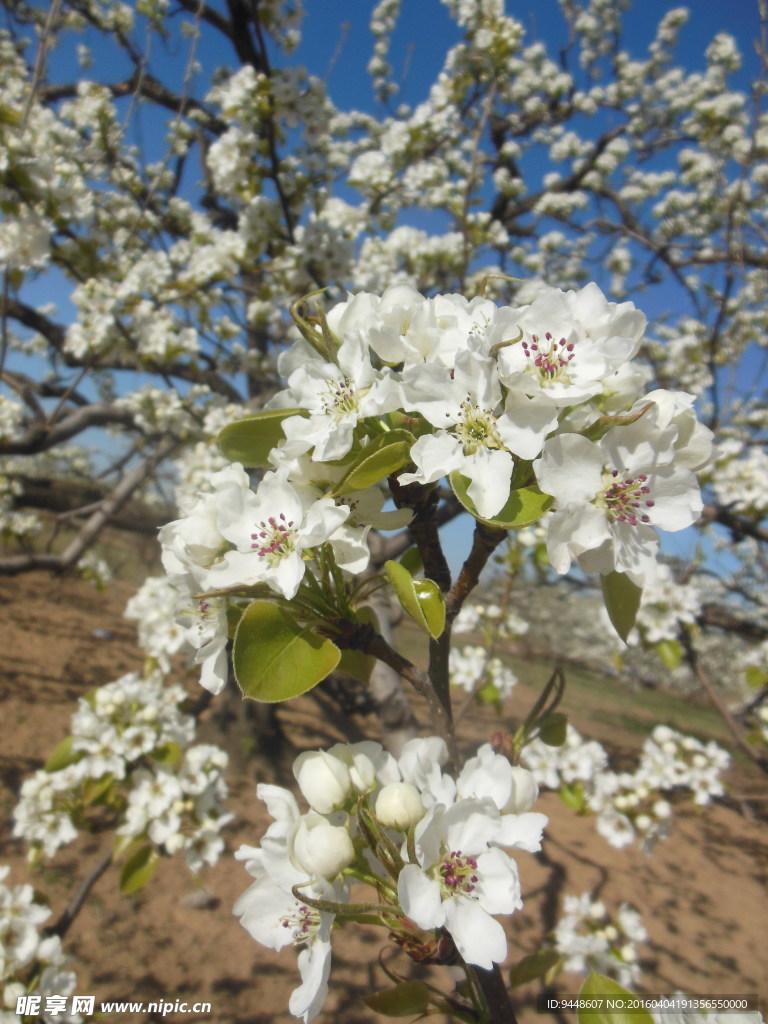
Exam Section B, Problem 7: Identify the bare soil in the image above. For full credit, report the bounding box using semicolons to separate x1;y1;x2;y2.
1;571;766;1024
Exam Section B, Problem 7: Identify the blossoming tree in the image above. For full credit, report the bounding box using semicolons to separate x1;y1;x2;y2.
1;0;767;1021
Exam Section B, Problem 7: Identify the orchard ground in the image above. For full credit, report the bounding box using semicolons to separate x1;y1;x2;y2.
1;565;766;1024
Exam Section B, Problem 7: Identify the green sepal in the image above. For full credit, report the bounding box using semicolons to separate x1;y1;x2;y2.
509;949;562;987
290;292;341;363
537;711;567;747
218;408;306;468
654;638;682;669
44;736;84;773
119;845;160;895
449;472;553;529
362;980;431;1016
330;429;415;495
559;781;586;812
577;972;654;1024
581;402;653;444
601;571;642;643
384;560;445;639
233;600;341;702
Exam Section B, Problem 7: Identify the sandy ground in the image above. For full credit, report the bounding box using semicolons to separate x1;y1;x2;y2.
1;571;766;1023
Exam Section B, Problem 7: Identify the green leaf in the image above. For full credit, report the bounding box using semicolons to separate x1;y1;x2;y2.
601;571;642;643
149;741;183;766
655;638;682;669
745;666;768;688
331;429;415;494
450;472;553;529
362;981;431;1016
82;774;115;805
44;735;84;773
558;781;585;812
233;600;340;702
399;546;423;576
578;972;654;1024
119;845;160;895
384;561;445;638
537;712;567;747
218;409;306;468
509;949;562;987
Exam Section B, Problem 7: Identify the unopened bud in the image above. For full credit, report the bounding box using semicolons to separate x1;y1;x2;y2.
374;782;425;831
290;813;354;880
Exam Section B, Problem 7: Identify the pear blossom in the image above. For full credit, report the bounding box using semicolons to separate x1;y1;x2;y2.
205;467;350;599
534;417;703;585
267;335;401;461
397;799;525;969
398;348;525;518
493;283;646;408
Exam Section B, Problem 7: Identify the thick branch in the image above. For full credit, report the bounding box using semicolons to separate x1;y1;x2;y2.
0;436;177;575
0;404;136;456
701;503;768;545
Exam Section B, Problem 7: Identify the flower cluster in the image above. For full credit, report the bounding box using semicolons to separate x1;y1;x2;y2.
522;724;729;849
158;282;711;699
235;738;546;1022
449;644;518;701
553;892;647;988
12;672;231;872
0;866;82;1024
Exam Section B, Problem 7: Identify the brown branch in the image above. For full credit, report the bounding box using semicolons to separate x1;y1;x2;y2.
681;628;768;776
700;503;768;546
46;849;113;940
446;520;507;619
0;436;177;576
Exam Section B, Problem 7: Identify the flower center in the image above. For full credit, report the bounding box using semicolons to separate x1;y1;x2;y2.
522;332;574;384
251;513;297;564
599;470;655;526
452;401;505;455
281;900;320;947
322;376;360;419
439;849;479;897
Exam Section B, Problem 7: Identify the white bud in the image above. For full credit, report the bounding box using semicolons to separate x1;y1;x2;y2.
503;766;539;814
604;924;619;942
635;814;652;832
620;943;637;962
290;813;354;880
293;750;352;814
589;900;606;919
374;782;425;831
327;741;384;793
653;799;672;819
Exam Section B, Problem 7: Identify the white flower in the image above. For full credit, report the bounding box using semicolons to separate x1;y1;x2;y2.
398;348;521;518
205;467;349;599
270;335;401;462
397;799;523;968
494;283;646;408
534;421;703;584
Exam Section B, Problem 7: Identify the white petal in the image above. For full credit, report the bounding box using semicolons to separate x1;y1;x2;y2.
443;897;507;969
535;434;603;504
397;864;445;930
